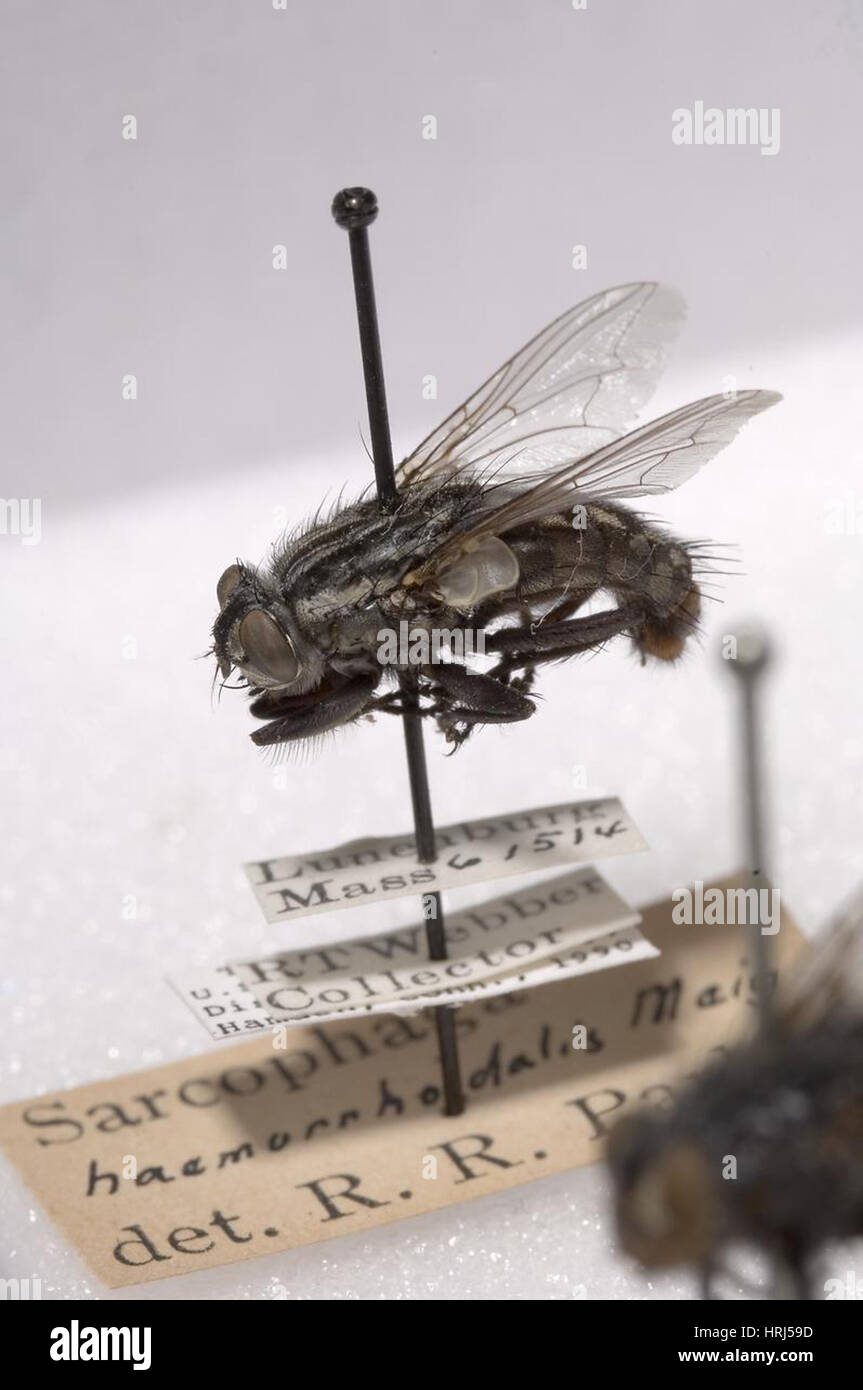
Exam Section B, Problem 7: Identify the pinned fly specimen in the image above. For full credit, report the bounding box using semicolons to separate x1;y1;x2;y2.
608;889;863;1299
212;283;780;750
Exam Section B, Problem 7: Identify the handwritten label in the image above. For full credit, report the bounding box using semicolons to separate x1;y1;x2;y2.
245;797;647;923
169;867;654;1038
0;878;805;1288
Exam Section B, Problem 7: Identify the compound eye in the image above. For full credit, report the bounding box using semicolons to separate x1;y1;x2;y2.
238;610;299;686
217;564;243;609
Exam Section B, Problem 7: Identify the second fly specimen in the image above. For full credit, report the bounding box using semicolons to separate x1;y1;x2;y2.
213;283;779;749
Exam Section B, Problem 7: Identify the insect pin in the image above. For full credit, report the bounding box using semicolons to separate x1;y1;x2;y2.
212;283;780;751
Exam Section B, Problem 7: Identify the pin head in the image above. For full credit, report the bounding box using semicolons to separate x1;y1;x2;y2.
725;624;772;677
331;187;379;230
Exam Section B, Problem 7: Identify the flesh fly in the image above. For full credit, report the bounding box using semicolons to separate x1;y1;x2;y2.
212;283;779;750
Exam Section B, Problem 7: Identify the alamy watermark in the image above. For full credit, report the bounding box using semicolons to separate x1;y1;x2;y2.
377;620;485;666
824;1271;863;1300
824;493;863;535
0;497;41;545
50;1322;151;1370
672;880;780;935
0;1274;42;1300
672;102;780;157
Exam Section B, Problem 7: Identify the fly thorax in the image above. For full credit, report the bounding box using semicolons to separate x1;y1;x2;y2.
294;576;376;628
387;587;420;615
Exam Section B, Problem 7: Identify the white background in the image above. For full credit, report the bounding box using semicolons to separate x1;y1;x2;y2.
2;0;863;1301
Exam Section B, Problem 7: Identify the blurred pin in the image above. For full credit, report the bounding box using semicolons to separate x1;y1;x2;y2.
724;624;774;1038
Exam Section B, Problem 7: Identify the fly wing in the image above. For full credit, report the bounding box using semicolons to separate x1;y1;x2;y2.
408;390;781;604
397;282;685;488
779;885;863;1035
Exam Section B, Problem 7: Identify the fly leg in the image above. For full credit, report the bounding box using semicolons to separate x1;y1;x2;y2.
364;687;411;716
248;671;380;746
422;662;535;748
486;602;643;677
364;683;457;721
486;590;600;698
534;587;599;627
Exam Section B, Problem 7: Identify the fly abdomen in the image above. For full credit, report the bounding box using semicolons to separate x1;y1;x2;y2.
638;582;701;662
589;504;701;663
